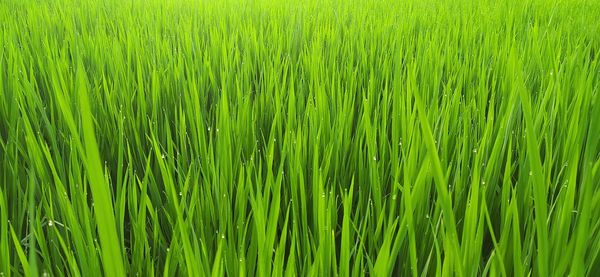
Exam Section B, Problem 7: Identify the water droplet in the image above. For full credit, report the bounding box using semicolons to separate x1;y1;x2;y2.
161;154;166;159
373;156;377;161
179;191;183;197
48;220;54;227
473;148;478;153
529;171;533;176
166;248;170;252
221;234;225;239
208;127;211;132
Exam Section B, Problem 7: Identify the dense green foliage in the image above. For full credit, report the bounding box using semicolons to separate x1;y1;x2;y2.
1;0;599;275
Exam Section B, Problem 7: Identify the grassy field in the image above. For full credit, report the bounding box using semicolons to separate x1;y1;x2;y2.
1;0;599;275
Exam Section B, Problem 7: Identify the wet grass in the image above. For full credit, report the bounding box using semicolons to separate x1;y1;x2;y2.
1;0;599;275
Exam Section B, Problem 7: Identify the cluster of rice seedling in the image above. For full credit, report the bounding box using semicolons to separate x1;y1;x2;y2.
1;0;599;275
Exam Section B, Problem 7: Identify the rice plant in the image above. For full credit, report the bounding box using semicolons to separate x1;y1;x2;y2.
1;0;599;275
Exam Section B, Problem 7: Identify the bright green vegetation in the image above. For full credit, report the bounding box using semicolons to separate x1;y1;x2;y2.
1;0;599;275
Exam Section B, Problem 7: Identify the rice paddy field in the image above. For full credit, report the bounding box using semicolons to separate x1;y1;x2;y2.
1;0;600;275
